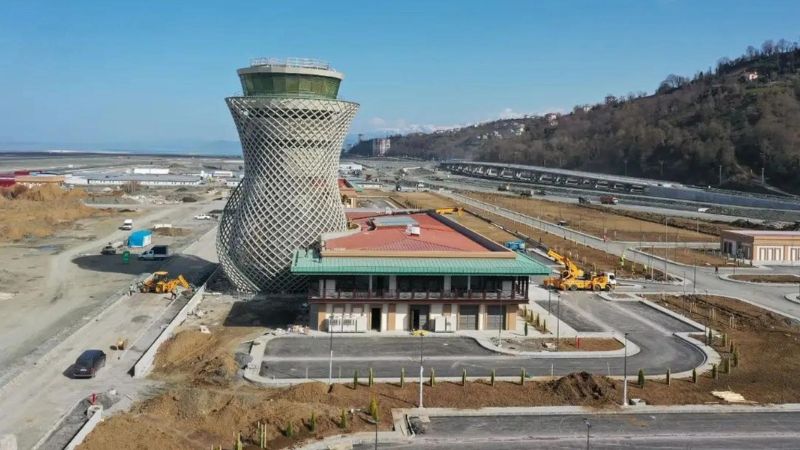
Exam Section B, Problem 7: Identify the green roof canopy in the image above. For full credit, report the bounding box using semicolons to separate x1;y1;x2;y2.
291;250;550;276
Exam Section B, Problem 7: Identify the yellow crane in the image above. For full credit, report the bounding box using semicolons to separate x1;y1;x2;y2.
139;271;191;294
543;249;616;291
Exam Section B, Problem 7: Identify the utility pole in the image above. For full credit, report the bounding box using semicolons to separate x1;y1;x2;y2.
622;332;629;407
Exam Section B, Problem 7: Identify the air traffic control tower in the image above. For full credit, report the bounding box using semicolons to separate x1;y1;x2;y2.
217;58;359;293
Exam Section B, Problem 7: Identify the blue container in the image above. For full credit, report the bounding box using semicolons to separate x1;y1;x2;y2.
128;230;153;248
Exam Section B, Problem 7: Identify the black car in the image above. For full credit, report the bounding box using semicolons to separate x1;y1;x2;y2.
72;349;106;378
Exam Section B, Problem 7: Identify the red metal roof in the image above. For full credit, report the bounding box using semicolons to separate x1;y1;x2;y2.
326;213;490;253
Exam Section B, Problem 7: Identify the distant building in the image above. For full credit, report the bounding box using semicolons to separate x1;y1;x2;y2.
212;170;235;178
339;162;363;175
720;229;800;265
85;174;202;186
743;71;759;82
372;138;391;156
292;212;548;332
133;167;170;175
338;178;357;208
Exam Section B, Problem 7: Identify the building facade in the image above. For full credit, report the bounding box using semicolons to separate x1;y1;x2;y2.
720;229;800;265
217;58;359;293
372;138;391;156
292;212;549;332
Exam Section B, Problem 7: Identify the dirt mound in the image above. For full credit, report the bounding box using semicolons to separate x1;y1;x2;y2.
0;184;108;241
154;330;239;385
546;372;618;402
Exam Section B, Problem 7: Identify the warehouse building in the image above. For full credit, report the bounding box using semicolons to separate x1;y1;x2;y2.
720;229;800;265
292;212;549;333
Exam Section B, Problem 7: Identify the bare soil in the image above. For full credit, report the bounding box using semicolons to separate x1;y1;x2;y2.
729;274;800;283
463;192;716;242
500;337;623;352
0;185;114;242
637;293;800;404
80;372;621;450
391;192;669;280
639;246;733;267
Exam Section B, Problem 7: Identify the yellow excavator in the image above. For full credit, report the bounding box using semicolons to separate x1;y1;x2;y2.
139;271;191;294
434;207;463;216
543;249;616;291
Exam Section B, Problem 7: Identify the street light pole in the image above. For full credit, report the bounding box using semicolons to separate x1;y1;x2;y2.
556;293;561;351
418;333;424;409
328;316;334;385
622;332;629;407
584;418;592;450
664;218;669;281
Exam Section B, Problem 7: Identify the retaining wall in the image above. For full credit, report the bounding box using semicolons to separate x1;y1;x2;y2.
132;284;206;378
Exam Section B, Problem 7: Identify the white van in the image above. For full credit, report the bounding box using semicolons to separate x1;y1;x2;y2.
120;219;134;231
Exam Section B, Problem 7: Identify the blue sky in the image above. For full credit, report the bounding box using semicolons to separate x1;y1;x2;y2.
1;0;799;152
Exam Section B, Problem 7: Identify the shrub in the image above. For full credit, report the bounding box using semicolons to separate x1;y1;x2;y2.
462;369;467;386
733;349;739;367
353;369;359;389
369;397;379;421
491;369;496;386
430;368;436;386
340;409;348;428
309;412;317;432
637;369;645;388
284;421;294;438
524;322;529;336
369;367;374;386
520;368;526;385
692;368;697;383
400;367;405;387
712;363;718;379
666;368;671;386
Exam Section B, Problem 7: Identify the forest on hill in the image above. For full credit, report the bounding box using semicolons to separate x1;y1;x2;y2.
357;40;800;193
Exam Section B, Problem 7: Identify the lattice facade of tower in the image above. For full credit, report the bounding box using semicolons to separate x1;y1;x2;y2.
217;58;359;293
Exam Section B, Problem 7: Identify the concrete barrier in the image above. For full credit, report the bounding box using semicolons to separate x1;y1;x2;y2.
63;406;103;450
132;283;206;378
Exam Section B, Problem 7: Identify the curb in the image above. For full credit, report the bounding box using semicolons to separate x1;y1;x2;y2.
719;273;800;287
783;294;800;305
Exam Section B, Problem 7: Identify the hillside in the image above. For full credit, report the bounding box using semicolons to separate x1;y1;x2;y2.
365;40;800;193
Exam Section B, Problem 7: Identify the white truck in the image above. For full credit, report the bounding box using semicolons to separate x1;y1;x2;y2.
120;219;134;231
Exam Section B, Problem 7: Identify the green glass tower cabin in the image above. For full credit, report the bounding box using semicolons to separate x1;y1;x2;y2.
237;57;342;99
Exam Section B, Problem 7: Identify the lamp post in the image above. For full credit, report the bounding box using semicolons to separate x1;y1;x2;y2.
556;293;561;351
584;418;592;450
328;315;334;385
663;217;669;281
418;332;424;409
622;332;629;407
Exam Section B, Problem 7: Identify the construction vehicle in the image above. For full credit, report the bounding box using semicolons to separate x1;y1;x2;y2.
139;271;191;294
543;249;616;291
434;207;463;216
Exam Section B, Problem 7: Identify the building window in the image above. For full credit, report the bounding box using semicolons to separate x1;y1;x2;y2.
451;276;468;291
397;276;443;292
336;276;370;292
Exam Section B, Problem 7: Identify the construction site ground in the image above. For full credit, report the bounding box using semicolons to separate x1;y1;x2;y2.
639;246;732;267
462;191;716;242
729;274;800;283
391;191;669;280
0;188;225;449
639;293;800;404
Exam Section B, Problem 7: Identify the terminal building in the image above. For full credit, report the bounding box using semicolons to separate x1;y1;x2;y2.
291;211;549;332
720;229;800;265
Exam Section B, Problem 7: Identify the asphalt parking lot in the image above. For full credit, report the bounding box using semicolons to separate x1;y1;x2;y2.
259;294;706;380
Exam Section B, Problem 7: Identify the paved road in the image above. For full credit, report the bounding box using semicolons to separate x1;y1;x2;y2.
357;411;800;449
260;293;704;380
0;213;220;449
447;192;800;320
